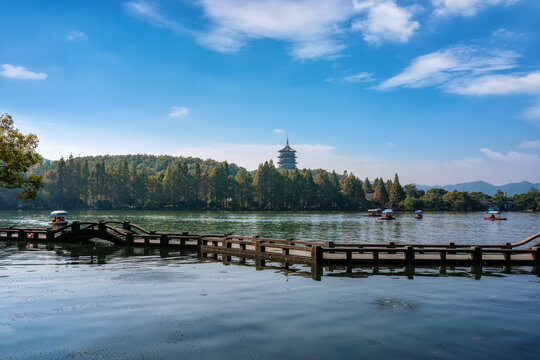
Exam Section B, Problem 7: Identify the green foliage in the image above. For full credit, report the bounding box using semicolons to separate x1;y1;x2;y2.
373;179;389;206
0;114;43;202
362;177;373;193
404;196;423;211
389;173;405;207
422;188;447;210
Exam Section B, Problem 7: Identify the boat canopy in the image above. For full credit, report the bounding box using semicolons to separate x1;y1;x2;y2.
414;210;423;214
487;210;501;215
382;209;394;214
50;210;68;217
368;208;381;212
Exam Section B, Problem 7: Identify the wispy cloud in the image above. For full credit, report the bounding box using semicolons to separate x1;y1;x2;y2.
352;0;420;45
273;128;285;133
449;71;540;95
480;147;540;163
517;139;540;149
520;99;540;123
0;64;47;80
66;31;87;41
169;106;189;119
124;1;185;32
344;72;374;83
444;157;485;168
431;0;519;17
376;45;519;91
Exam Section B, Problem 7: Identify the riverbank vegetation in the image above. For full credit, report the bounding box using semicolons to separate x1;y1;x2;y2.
0;155;538;211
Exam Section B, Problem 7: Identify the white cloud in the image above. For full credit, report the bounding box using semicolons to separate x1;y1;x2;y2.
352;0;420;45
521;99;540;123
66;31;87;41
432;0;518;17
125;0;421;60
273;128;285;133
195;0;354;59
124;1;184;32
449;71;540;95
444;157;485;168
1;64;47;80
343;72;374;83
517;139;540;149
480;147;540;163
491;28;525;41
169;106;189;118
376;45;519;90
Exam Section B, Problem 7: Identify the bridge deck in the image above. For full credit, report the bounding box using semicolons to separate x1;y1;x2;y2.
0;220;539;267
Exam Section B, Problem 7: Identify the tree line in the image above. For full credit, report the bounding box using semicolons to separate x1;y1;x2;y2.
0;154;538;211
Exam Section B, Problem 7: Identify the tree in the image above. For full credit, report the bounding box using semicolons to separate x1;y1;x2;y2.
404;196;423;210
362;177;373;193
0;114;43;201
389;173;405;208
422;188;447;210
492;190;507;209
373;180;389;207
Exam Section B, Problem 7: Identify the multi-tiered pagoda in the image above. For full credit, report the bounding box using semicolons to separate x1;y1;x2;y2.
277;137;297;170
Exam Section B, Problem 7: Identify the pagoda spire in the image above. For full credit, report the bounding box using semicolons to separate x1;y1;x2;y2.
286;135;289;147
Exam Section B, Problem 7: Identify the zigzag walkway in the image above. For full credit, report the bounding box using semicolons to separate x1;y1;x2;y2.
1;220;539;267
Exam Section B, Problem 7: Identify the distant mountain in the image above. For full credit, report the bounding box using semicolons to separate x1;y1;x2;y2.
413;181;540;196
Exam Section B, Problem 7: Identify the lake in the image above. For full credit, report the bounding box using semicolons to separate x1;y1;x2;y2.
1;210;540;359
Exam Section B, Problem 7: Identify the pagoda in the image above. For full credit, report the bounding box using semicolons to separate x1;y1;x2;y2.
278;137;297;170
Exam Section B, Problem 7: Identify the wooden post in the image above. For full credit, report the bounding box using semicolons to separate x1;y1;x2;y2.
447;242;456;254
18;229;24;240
98;220;106;234
282;247;289;255
325;241;335;253
470;246;482;264
72;221;80;232
373;249;379;261
405;246;414;262
160;234;169;246
46;229;54;242
125;232;134;245
123;221;131;231
346;250;352;261
533;247;540;264
311;245;323;264
504;250;512;263
439;250;447;261
388;241;396;254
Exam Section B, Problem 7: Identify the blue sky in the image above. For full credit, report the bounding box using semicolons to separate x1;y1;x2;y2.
1;0;540;185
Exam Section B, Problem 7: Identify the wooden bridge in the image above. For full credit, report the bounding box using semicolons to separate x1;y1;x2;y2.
1;220;540;267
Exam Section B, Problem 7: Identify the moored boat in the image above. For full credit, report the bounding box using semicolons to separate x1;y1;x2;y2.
484;210;507;221
378;209;395;220
364;208;382;217
49;210;68;226
414;210;423;219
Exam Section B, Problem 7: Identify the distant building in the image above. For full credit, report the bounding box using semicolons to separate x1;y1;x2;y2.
278;137;297;170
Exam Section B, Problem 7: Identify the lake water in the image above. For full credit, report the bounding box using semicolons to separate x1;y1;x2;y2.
1;210;540;359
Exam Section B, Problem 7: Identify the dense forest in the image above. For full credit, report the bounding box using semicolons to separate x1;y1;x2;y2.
0;154;539;211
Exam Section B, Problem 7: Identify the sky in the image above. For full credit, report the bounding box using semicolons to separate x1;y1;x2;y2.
1;0;540;185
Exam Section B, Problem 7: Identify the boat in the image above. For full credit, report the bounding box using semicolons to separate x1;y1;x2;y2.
484;210;507;221
363;208;382;217
378;209;395;220
49;210;68;226
414;210;423;219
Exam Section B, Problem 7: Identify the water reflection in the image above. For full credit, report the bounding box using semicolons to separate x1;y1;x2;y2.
2;241;538;282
